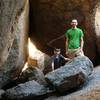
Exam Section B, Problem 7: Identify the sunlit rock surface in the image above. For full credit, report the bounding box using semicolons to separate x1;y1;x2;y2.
28;39;51;71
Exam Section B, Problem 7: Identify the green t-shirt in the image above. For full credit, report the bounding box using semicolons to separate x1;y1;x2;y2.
65;28;84;49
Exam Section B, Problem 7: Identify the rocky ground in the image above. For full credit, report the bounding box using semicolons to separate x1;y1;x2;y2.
45;66;100;100
1;56;93;100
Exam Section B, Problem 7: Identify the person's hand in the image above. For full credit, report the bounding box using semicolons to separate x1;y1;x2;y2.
80;48;84;54
80;48;83;52
80;48;84;56
65;57;71;61
65;50;68;55
67;58;71;61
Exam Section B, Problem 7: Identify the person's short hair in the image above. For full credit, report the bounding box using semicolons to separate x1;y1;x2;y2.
54;48;61;52
71;19;78;23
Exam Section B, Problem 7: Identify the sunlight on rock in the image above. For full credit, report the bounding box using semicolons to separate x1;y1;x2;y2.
28;38;38;58
22;38;50;72
95;5;100;36
27;38;45;70
28;38;45;59
22;62;28;72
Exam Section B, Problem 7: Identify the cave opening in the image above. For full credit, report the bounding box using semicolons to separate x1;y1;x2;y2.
2;0;100;97
28;0;100;67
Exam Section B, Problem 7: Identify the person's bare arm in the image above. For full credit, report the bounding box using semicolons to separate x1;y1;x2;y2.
80;37;84;51
64;57;71;61
51;61;54;71
66;38;68;54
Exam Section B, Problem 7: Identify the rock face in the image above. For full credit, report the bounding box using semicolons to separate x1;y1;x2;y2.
45;56;93;92
95;3;100;59
0;0;29;88
29;0;100;63
5;80;49;100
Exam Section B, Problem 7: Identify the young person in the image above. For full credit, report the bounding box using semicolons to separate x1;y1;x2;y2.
65;19;84;59
51;48;70;71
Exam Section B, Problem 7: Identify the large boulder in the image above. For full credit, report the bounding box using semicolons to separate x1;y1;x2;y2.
4;80;51;100
45;66;100;100
45;56;93;92
0;0;29;88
